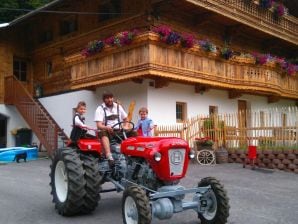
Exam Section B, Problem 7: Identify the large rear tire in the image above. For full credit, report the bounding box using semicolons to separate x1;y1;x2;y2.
122;186;151;224
198;177;229;224
50;148;86;216
80;153;101;213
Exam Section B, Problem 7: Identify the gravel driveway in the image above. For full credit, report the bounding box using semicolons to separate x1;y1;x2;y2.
0;158;297;224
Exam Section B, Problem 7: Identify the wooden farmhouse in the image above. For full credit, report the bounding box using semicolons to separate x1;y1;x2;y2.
0;0;297;154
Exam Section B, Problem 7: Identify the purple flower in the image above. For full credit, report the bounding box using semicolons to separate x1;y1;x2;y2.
199;40;217;52
221;47;233;60
166;32;180;45
81;40;104;57
252;52;269;65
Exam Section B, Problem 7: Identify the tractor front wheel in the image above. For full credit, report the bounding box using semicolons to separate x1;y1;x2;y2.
50;148;86;216
122;186;151;224
197;177;230;224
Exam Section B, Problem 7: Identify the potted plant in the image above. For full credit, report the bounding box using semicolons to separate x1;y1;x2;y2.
220;45;233;60
81;40;105;57
180;33;195;48
272;2;286;18
198;39;217;53
105;30;138;47
195;137;214;150
152;25;181;45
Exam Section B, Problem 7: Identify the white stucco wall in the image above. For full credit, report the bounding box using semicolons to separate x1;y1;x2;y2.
0;104;38;147
2;80;295;147
39;81;296;129
39;90;98;136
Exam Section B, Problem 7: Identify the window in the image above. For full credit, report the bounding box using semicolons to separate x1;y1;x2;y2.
13;59;27;82
46;61;53;77
39;30;53;44
60;16;77;35
98;0;121;22
176;102;187;122
209;106;218;115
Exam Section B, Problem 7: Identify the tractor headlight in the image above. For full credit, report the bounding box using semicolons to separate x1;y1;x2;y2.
154;152;162;162
189;149;195;159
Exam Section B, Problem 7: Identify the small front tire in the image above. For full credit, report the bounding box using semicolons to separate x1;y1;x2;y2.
198;177;230;224
122;186;151;224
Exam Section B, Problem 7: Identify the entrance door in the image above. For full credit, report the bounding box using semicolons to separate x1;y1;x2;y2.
0;114;7;148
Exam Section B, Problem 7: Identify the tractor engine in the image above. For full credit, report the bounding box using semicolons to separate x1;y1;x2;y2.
126;157;164;190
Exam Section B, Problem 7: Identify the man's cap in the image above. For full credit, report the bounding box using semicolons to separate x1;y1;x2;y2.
102;91;114;100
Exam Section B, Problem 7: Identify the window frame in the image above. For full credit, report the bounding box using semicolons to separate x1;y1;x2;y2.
98;0;122;23
60;15;78;36
176;102;187;123
13;58;28;82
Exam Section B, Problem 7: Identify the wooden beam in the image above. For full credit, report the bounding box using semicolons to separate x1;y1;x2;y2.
154;78;169;88
194;84;209;94
85;86;96;91
228;90;242;99
131;78;143;84
268;95;280;103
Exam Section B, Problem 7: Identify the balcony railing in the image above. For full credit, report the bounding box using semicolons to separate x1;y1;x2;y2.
186;0;298;44
65;32;297;99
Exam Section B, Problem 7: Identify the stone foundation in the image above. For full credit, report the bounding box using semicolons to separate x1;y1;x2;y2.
228;149;298;174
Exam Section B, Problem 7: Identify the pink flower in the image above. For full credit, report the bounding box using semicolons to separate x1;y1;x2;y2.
153;25;172;42
180;33;195;48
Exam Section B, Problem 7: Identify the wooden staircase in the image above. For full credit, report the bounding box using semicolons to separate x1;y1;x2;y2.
4;76;69;156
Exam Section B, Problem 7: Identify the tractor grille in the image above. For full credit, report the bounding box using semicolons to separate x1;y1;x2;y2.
168;148;186;176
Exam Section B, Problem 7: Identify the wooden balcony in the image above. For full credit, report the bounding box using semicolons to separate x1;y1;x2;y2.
65;32;298;100
185;0;298;45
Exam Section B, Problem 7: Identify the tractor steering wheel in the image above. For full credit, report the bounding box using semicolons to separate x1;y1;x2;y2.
111;121;135;141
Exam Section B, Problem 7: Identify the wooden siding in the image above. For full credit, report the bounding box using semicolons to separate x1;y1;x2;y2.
65;32;298;99
0;0;297;99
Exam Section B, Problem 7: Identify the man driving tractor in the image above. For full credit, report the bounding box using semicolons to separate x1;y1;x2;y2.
94;91;136;166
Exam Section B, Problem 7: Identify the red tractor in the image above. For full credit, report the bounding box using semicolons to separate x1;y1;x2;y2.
50;122;229;223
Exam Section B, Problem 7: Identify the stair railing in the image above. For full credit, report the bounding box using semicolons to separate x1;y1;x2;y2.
4;76;66;156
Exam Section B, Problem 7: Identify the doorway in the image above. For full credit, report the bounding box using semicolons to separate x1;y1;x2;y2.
0;114;7;148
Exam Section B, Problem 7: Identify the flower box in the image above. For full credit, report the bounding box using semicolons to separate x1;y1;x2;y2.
194;137;214;151
230;56;255;64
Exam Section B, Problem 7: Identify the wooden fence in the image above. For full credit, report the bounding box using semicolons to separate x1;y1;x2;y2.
155;107;298;150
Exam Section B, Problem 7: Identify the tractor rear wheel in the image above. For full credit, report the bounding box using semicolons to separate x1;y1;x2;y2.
50;148;86;216
122;186;151;224
80;153;101;213
197;177;229;224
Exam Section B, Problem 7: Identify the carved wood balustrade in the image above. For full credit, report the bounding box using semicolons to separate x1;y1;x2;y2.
186;0;298;45
65;32;298;99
